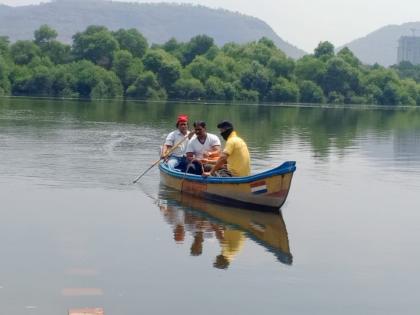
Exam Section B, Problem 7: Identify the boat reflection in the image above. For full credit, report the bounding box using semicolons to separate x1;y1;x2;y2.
157;186;293;268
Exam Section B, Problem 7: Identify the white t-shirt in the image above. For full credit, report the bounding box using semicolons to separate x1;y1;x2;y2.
186;133;221;159
164;130;190;157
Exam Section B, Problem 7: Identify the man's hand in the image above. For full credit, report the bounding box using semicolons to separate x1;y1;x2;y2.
202;171;211;177
186;153;194;162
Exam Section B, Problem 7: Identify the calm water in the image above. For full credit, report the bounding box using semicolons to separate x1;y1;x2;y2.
0;98;419;314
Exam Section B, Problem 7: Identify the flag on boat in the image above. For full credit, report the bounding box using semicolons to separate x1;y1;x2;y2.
250;181;267;194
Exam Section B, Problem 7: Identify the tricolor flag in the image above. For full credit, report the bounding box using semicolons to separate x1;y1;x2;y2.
250;181;267;194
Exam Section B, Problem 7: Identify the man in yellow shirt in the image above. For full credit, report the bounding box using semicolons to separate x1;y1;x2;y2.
203;120;250;177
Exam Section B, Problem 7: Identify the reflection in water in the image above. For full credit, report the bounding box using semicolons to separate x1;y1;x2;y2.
2;99;420;313
158;185;292;268
2;98;420;162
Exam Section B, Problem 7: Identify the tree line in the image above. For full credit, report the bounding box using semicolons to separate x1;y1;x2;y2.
1;25;420;105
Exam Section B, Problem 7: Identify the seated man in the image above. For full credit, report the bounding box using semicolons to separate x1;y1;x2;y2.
162;114;192;170
203;120;250;177
185;121;221;175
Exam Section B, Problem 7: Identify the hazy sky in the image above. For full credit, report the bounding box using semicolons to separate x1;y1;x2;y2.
1;0;420;51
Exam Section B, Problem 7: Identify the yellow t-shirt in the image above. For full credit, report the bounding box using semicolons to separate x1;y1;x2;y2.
223;131;251;176
220;230;245;262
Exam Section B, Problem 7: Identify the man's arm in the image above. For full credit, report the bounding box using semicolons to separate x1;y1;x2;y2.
209;145;221;155
202;152;228;177
161;132;175;157
203;145;221;158
161;144;173;158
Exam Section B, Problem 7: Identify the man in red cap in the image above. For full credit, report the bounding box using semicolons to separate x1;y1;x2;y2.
162;114;192;170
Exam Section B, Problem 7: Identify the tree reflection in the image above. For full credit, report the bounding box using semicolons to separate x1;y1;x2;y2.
3;98;419;161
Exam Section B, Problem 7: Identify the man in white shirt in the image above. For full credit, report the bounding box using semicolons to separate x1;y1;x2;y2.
185;121;221;174
162;114;191;170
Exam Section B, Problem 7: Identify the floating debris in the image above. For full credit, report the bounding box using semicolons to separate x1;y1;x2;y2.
68;308;104;315
61;288;103;296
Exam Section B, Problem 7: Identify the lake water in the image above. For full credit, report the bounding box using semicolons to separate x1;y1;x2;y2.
0;97;419;315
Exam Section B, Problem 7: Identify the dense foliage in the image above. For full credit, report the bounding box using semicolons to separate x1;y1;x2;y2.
1;25;420;105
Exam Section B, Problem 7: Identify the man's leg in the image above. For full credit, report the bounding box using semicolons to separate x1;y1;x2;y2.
215;168;232;177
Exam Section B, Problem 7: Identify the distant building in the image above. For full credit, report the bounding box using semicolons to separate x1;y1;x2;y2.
397;36;420;65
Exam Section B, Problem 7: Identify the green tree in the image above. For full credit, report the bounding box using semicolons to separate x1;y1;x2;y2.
9;64;32;95
416;86;420;105
267;55;295;79
162;38;182;53
223;82;236;100
205;76;226;100
10;40;41;65
327;91;345;104
240;61;271;98
24;65;54;96
183;35;215;65
68;60;123;98
222;42;242;59
241;38;283;66
204;45;219;60
364;68;403;105
3;28;420;106
173;77;205;100
381;81;403;105
211;54;239;81
236;89;259;102
112;28;148;58
143;49;181;91
34;25;58;46
112;50;143;93
186;55;214;82
364;83;382;104
399;79;418;105
320;57;361;98
159;38;185;63
72;25;119;68
295;55;326;84
258;37;276;49
269;78;299;103
314;41;335;60
51;64;78;97
364;67;400;89
44;41;72;64
299;80;325;103
337;47;361;67
0;36;10;57
0;56;11;95
33;26;71;64
126;71;166;99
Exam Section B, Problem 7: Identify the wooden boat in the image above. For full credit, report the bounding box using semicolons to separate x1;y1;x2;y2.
159;161;296;211
158;188;293;265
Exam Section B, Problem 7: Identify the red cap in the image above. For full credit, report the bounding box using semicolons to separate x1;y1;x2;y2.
177;114;188;124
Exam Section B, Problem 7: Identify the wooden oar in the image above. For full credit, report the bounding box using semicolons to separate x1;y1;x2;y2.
132;132;192;184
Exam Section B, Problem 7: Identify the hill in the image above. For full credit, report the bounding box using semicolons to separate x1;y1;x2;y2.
0;0;306;59
340;22;420;66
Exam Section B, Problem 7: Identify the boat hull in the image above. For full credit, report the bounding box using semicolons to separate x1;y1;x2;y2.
159;161;296;211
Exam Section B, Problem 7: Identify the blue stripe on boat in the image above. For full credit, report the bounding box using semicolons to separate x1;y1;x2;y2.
159;161;296;184
253;189;268;195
